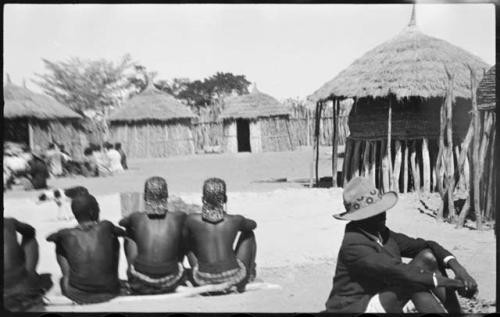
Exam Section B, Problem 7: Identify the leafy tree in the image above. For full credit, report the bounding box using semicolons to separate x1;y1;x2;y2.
34;54;139;115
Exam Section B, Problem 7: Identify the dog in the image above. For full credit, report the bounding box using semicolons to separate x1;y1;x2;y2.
37;186;89;220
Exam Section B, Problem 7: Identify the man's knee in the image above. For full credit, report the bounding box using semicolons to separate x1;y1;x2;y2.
417;249;438;270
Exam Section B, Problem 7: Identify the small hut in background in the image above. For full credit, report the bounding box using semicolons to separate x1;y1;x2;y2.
108;83;197;158
3;80;86;158
220;85;294;153
309;6;489;193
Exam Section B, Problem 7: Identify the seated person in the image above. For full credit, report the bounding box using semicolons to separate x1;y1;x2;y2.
184;178;257;293
47;194;125;304
25;151;50;190
119;177;187;294
82;147;98;177
325;177;478;313
4;218;53;312
105;143;124;174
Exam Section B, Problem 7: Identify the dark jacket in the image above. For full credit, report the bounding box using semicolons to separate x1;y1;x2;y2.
325;221;453;313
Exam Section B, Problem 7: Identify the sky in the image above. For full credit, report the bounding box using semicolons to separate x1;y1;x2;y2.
3;3;495;100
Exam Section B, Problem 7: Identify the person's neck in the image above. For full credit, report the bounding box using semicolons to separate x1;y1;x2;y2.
358;223;382;236
78;220;97;226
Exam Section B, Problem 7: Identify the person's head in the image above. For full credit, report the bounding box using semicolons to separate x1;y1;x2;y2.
48;143;55;150
115;143;122;150
104;142;113;150
71;194;100;223
144;176;169;216
332;177;397;231
201;178;227;223
84;147;93;156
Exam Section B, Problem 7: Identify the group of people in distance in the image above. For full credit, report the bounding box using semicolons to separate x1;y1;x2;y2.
3;176;257;312
82;142;127;177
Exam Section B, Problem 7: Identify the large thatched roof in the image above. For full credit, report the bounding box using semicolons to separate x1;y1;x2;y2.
309;8;490;102
220;86;290;120
477;65;495;111
108;86;196;122
4;83;81;120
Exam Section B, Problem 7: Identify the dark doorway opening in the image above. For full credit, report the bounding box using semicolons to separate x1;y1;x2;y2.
236;119;251;152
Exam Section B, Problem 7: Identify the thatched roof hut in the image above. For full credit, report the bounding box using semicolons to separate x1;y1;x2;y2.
3;81;86;158
477;65;495;111
108;85;197;158
220;85;293;153
309;6;490;194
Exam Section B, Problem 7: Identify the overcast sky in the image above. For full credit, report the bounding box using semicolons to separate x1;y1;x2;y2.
3;3;495;100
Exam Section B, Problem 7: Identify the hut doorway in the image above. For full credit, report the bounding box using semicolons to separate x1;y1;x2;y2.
236;119;251;152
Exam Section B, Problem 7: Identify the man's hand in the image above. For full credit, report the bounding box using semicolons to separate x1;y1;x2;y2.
448;258;478;298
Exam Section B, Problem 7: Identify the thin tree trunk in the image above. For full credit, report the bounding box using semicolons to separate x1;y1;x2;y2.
436;101;446;222
485;124;496;220
332;99;339;187
470;67;482;230
445;69;455;223
387;99;393;190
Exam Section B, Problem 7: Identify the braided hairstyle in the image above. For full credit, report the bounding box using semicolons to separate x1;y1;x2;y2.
144;176;169;216
201;178;227;223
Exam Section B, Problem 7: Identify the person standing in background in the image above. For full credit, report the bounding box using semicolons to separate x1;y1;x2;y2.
115;143;128;170
45;143;63;178
105;143;124;174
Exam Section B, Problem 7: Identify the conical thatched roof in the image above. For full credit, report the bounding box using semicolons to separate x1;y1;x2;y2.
477;65;495;111
108;85;196;122
4;83;81;120
220;86;289;120
310;10;490;102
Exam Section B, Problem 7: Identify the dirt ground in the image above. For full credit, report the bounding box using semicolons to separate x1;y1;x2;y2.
3;147;496;313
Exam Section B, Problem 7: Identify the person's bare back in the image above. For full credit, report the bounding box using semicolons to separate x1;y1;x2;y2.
185;213;256;273
119;211;186;275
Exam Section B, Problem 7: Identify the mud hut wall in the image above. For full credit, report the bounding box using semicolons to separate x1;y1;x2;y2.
223;121;238;153
348;97;471;141
250;120;263;153
259;116;293;152
110;119;195;158
4;119;30;147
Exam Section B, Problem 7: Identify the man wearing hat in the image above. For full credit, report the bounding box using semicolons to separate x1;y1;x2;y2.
47;194;125;304
184;178;257;293
118;176;187;294
325;177;478;313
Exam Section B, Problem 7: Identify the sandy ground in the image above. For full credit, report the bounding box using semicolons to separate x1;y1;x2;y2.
3;148;496;313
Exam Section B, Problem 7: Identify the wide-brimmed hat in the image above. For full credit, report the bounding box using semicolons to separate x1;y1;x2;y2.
333;177;398;221
144;176;169;215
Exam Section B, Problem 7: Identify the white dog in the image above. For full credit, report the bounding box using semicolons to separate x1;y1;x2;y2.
36;186;89;220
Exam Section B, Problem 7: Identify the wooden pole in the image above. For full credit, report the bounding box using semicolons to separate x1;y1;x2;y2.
343;139;353;186
469;66;482;230
312;101;323;186
28;120;34;151
370;140;377;186
445;67;456;223
422;138;431;192
352;140;362;178
362;140;371;177
387;98;393;190
485;123;496;221
410;141;420;193
332;98;339;187
393;140;402;193
381;139;390;192
478;112;494;218
403;141;408;193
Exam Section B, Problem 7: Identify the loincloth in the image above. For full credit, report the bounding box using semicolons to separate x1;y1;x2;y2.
61;278;119;305
192;258;247;288
127;263;185;294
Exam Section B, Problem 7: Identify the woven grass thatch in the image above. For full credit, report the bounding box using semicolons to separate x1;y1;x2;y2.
220;86;290;119
108;86;196;122
477;65;495;111
310;16;490;102
4;83;81;119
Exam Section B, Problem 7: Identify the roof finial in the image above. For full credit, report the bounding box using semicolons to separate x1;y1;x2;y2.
408;4;416;27
251;82;258;93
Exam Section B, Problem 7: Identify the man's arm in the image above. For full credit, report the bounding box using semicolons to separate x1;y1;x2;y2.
391;230;454;267
14;219;38;273
239;216;257;232
342;243;463;291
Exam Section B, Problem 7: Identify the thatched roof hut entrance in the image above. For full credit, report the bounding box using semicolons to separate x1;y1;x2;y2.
108;84;197;158
220;85;294;153
309;5;490;194
3;80;86;158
